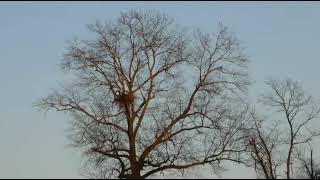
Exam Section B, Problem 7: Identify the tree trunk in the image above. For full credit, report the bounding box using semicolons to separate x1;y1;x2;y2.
287;144;293;179
127;99;141;179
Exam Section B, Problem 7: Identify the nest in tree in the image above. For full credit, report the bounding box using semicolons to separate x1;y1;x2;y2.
114;91;135;109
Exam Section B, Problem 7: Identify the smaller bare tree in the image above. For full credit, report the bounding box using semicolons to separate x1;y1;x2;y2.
246;110;282;179
297;149;320;179
246;78;320;179
257;78;320;179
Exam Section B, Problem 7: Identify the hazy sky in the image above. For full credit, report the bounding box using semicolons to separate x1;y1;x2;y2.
1;1;320;178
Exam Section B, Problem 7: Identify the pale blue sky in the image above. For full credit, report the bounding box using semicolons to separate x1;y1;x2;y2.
1;1;320;178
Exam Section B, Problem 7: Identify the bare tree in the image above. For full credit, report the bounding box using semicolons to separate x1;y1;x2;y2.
251;78;320;179
36;10;250;179
246;110;282;179
297;149;320;179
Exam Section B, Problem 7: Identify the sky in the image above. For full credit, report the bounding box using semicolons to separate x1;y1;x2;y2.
1;1;320;178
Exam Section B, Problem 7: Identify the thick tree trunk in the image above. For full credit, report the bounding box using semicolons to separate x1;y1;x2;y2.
127;97;141;179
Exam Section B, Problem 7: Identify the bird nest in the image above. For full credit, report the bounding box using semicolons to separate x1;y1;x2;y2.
114;91;135;109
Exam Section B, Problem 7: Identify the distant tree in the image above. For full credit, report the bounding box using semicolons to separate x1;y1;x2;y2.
36;10;250;179
246;110;281;179
297;149;320;179
246;79;320;179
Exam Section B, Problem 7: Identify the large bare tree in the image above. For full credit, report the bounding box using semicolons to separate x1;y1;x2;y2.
247;79;320;179
36;10;250;179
